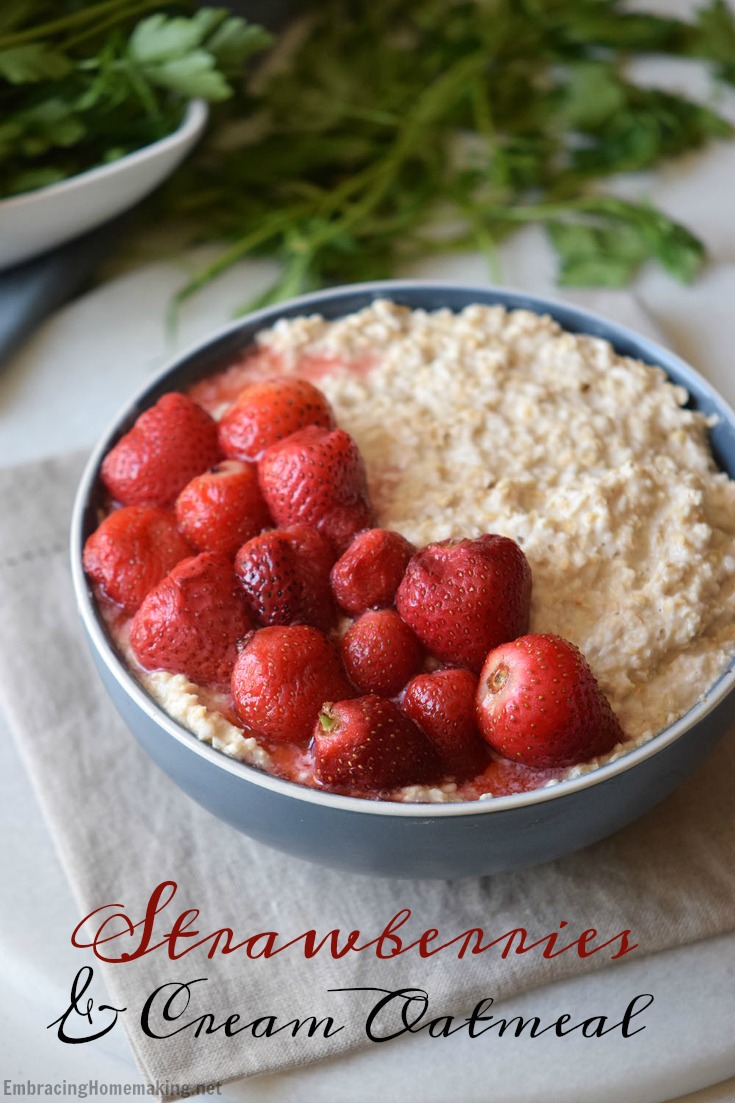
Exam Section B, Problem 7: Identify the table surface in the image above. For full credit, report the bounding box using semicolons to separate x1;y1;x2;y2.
3;3;735;1096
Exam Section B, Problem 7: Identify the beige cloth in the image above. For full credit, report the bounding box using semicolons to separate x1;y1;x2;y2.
1;451;734;1097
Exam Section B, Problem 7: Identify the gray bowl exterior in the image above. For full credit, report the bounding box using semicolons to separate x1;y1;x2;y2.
73;281;735;879
88;640;734;878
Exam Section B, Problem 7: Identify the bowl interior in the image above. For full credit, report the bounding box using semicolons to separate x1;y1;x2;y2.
71;280;735;817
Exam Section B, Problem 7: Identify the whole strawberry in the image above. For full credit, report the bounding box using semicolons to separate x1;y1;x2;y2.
402;668;488;779
314;696;442;792
175;460;271;558
102;393;221;508
476;633;624;768
395;534;532;673
234;524;336;631
231;625;353;743
219;376;336;461
130;552;251;687
340;608;423;697
258;426;375;552
331;528;415;615
83;506;193;614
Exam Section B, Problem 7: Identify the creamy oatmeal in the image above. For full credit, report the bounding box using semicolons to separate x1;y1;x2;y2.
128;300;735;800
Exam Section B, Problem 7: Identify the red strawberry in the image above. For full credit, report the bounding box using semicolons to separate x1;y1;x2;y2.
129;552;252;686
231;625;353;743
313;696;442;792
476;633;624;768
340;608;423;697
219;377;336;461
234;524;336;631
83;506;193;614
402;668;488;779
331;528;415;615
175;460;271;558
395;534;532;673
102;393;221;508
258;426;375;552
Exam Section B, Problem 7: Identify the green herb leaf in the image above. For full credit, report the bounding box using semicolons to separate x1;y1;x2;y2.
5;164;67;193
142;50;231;101
0;43;71;83
128;14;211;67
126;10;267;101
206;17;272;75
636;204;706;282
560;63;626;130
548;220;646;288
0;4;268;196
681;0;735;82
1;0;732;299
13;97;87;155
547;197;706;287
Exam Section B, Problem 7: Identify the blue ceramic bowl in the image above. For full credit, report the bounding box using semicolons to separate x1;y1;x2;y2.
70;280;735;878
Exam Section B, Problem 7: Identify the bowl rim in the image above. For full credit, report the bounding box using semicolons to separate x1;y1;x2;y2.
0;98;208;211
70;278;735;819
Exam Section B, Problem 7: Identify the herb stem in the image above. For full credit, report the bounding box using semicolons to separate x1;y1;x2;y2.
61;0;163;53
118;56;164;127
0;0;150;49
334;52;489;236
175;204;311;303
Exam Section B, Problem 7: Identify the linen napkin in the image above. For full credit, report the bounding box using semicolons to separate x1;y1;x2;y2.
1;450;734;1098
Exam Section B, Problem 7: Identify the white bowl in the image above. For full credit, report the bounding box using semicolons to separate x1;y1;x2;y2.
0;99;208;271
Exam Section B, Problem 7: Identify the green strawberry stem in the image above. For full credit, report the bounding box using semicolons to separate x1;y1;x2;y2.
318;706;338;733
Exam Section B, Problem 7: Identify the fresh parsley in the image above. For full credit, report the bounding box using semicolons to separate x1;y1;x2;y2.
0;2;270;197
154;0;735;302
3;0;735;296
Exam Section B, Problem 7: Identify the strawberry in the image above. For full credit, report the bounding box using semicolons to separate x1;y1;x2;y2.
234;524;336;631
402;668;488;779
313;696;442;792
476;633;624;768
219;377;336;461
129;552;252;687
330;528;415;615
83;506;193;614
340;608;423;697
175;460;271;558
395;534;532;673
231;624;353;743
258;425;375;552
102;393;221;508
